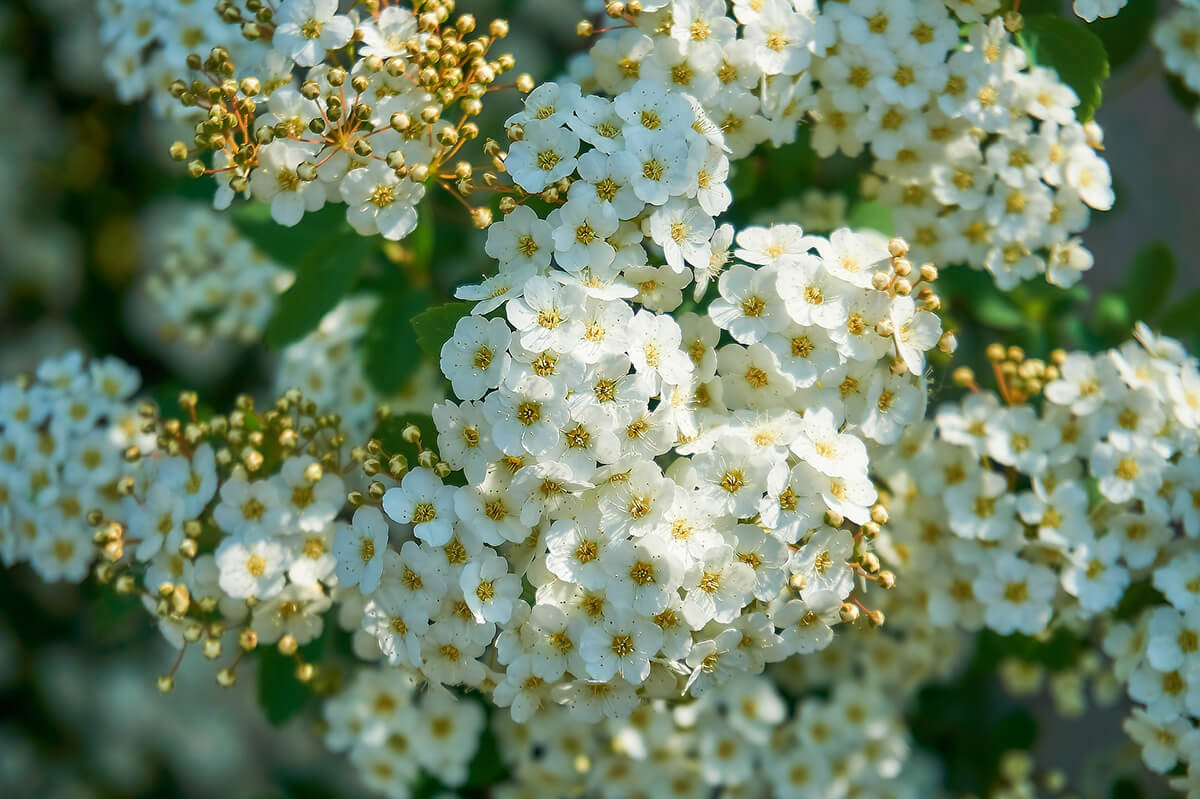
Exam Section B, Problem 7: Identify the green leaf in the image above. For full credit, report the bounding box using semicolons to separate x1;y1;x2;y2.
1019;15;1110;121
1161;288;1200;339
374;413;438;452
232;204;350;267
258;648;311;725
411;301;475;359
1093;291;1132;341
974;293;1027;330
1090;0;1156;69
372;412;455;483
1122;241;1177;322
257;628;328;726
265;233;370;349
362;288;432;394
846;201;894;235
464;712;508;788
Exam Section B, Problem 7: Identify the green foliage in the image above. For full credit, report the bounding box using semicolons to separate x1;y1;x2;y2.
938;268;1094;362
266;236;371;349
1019;14;1110;121
846;201;894;235
258;648;313;726
232;203;377;349
362;287;433;394
411;301;475;359
373;412;438;453
1091;242;1198;346
1162;288;1200;340
1090;0;1156;69
1122;241;1177;322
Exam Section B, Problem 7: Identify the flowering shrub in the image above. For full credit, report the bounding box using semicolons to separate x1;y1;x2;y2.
5;0;1200;797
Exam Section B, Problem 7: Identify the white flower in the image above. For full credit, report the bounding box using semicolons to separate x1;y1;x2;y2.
1061;534;1129;615
215;536;289;599
460;551;522;624
340;163;423;240
273;0;355;67
682;544;756;626
124;482;186;561
626;310;694;387
773;591;841;654
1073;0;1128;23
485;206;554;271
708;263;787;345
441;315;513;402
382;468;457;546
551;197;619;273
579;607;664;684
792;407;870;480
212;476;285;541
775;254;848;330
248;140;324;227
613;129;699;206
274;455;345;533
333;506;391;595
601;535;683;615
545;517;619;590
504;120;580;193
973;554;1056;635
889;295;941;376
505;276;587;352
483;369;569;457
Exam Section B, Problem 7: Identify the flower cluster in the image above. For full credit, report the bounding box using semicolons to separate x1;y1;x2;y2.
334;70;949;724
568;0;1113;289
163;0;517;237
0;352;147;581
861;324;1200;790
1156;0;1200;130
97;0;257;110
321;666;484;798
275;295;385;444
491;673;933;798
140;204;291;347
76;381;375;693
876;326;1200;635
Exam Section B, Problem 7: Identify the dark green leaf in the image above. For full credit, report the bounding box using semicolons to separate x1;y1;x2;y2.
464;707;508;788
257;648;311;725
1019;15;1110;121
1122;241;1177;322
265;234;370;349
1093;291;1132;340
1161;288;1200;339
411;301;475;359
232;204;350;267
1090;0;1156;69
362;288;433;394
974;293;1027;330
257;629;328;725
846;201;894;235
